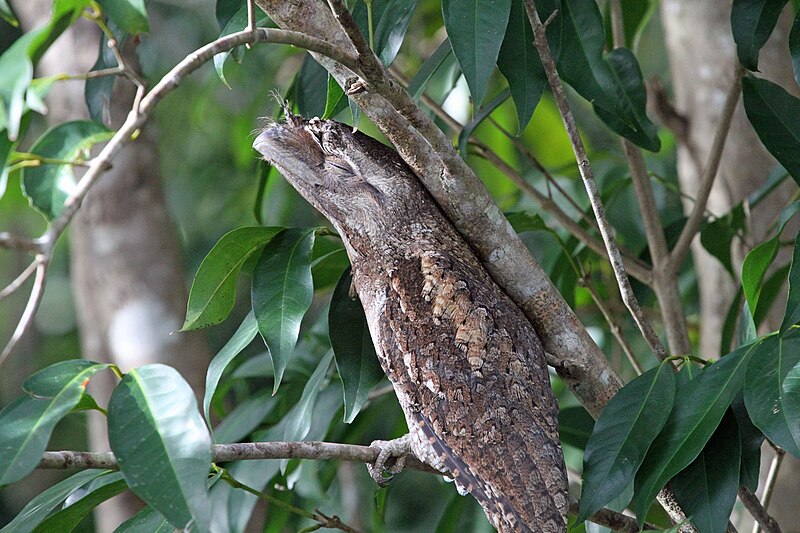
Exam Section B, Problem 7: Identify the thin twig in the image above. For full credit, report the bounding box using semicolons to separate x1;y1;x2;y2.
609;0;689;355
578;269;643;374
0;27;361;367
739;486;783;533
670;63;745;268
753;449;785;533
0;257;48;368
525;0;667;361
0;260;39;301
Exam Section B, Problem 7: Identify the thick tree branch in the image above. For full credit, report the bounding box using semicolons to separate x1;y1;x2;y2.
670;63;745;269
525;0;667;362
257;0;624;417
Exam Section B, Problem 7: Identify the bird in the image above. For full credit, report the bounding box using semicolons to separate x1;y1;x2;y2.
253;112;568;532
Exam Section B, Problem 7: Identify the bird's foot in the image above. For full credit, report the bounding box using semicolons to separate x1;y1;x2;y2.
368;434;415;486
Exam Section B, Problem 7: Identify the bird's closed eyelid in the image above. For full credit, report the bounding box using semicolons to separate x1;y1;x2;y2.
326;157;354;175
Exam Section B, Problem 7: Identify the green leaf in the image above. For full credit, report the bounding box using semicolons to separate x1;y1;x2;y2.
329;268;385;423
550;0;659;150
731;0;788;71
373;0;419;66
497;0;545;132
604;0;656;51
251;228;315;393
435;491;471;533
594;47;661;152
322;75;348;119
457;88;509;157
744;333;800;457
113;506;173;533
213;393;278;444
183;227;282;331
578;363;675;523
670;411;741;533
742;234;780;317
506;211;549;233
791;10;800;87
781;232;800;334
408;38;454;100
700;205;746;276
97;0;148;34
0;133;15;199
442;0;512;107
282;351;334;452
558;405;595;450
203;311;260;425
33;474;128;533
0;0;17;26
742;76;800;187
23;359;108;397
85;34;117;125
20;121;112;220
632;344;756;524
311;246;349;291
732;394;764;491
212;3;270;84
296;55;328;118
0;361;106;485
108;364;212;532
0;470;111;533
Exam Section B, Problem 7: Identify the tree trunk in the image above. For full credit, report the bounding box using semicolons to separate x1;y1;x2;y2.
660;1;799;529
13;4;211;531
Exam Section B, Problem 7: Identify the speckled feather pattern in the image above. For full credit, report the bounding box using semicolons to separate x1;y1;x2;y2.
254;116;568;532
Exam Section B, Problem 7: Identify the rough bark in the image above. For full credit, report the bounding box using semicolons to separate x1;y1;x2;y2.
255;116;568;532
13;4;210;531
661;1;799;529
255;0;622;421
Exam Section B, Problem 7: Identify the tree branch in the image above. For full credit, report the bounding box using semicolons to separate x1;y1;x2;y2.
257;0;623;417
0;27;360;367
738;486;783;533
670;63;745;269
39;443;647;532
525;0;667;362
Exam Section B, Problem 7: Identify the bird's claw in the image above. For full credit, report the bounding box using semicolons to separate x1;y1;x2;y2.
368;434;414;486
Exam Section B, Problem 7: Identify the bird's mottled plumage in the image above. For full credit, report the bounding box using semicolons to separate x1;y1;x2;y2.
254;116;568;532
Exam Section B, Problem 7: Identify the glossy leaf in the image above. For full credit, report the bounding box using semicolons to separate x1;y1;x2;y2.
322;75;348;119
0;360;107;485
578;363;675;523
34;474;128;533
700;205;746;276
329;268;384;423
558;405;595;450
0;0;16;26
0;470;110;533
497;0;545;132
373;0;420;66
744;333;800;457
97;0;148;34
311;246;349;291
458;89;510;157
296;55;328;118
741;234;780;320
85;34;117;125
212;4;270;84
203;311;260;425
506;211;549;233
604;0;656;51
108;364;212;532
283;351;334;448
633;344;756;524
113;506;173;533
0;133;14;199
732;394;764;491
670;411;741;533
182;227;281;331
551;0;659;151
594;47;660;152
781;232;800;334
731;0;788;71
791;10;800;87
408;38;454;100
213;393;278;444
0;2;86;139
742;76;800;186
20;121;113;220
251;228;315;393
442;0;512;107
